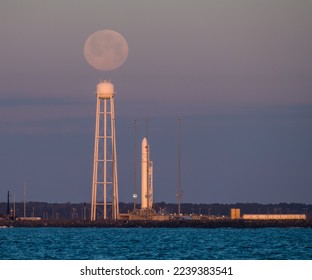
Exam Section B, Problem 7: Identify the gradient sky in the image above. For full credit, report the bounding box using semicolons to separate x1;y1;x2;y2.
1;0;312;204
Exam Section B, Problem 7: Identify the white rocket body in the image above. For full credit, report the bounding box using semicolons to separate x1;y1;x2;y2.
141;137;153;209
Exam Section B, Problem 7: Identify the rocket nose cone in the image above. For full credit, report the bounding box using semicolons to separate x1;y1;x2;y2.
142;137;147;146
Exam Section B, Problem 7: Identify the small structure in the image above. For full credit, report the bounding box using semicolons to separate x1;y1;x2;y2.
16;217;42;221
118;213;169;221
230;208;241;220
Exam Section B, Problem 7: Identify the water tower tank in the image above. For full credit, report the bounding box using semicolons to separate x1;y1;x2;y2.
97;81;114;99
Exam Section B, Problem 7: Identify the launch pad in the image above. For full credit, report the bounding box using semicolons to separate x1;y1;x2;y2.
118;210;169;221
119;137;163;221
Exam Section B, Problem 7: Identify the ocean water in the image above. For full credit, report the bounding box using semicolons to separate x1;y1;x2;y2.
0;227;311;260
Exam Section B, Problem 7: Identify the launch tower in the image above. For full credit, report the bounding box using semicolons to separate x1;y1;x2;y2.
91;81;119;220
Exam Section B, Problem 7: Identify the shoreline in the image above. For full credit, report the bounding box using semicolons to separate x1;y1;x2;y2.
1;219;312;228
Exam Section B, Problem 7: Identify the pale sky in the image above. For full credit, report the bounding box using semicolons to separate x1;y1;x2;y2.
0;0;312;204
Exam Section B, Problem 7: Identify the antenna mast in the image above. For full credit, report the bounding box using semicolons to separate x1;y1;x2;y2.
178;118;182;215
133;119;137;210
24;182;26;218
7;191;10;216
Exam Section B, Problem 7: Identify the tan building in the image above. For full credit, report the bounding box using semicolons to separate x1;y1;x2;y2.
230;208;241;219
242;214;306;220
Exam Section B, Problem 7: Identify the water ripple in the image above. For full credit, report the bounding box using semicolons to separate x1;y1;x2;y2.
0;227;311;259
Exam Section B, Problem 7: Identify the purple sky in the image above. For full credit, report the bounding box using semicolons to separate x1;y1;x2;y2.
1;0;312;204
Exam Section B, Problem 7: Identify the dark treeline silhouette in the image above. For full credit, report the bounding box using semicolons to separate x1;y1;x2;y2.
0;202;311;220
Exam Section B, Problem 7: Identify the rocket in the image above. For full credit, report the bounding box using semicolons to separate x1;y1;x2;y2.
141;137;153;209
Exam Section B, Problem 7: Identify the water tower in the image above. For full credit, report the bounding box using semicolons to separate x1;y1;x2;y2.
84;29;128;221
91;81;119;220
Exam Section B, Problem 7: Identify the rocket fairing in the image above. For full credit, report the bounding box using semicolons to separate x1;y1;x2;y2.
141;137;153;209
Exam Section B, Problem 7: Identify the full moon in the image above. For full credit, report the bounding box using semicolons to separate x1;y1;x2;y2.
84;29;129;71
